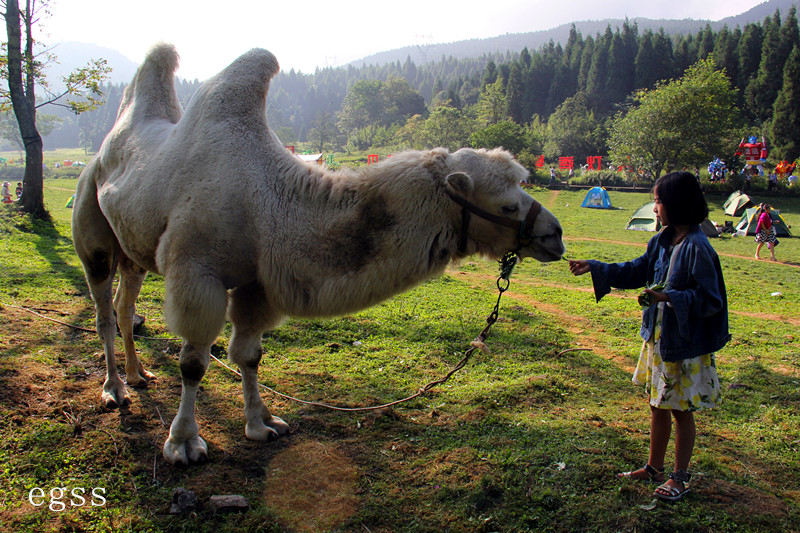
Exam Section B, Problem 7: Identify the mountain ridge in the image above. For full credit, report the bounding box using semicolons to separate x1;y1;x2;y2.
349;0;799;68
41;0;799;84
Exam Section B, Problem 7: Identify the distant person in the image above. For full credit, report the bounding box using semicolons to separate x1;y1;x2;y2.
741;173;752;193
549;167;556;186
568;167;574;180
755;203;777;261
1;181;11;203
569;171;729;502
768;173;778;192
15;182;22;199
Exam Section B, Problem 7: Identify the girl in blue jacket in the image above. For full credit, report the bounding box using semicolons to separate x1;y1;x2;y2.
569;171;730;502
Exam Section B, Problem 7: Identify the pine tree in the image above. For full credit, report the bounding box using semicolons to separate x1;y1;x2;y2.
482;60;498;89
778;6;800;65
606;29;635;103
698;24;716;59
745;11;786;122
505;61;526;123
713;25;740;83
738;23;764;88
770;46;800;161
673;33;697;75
585;27;612;106
635;31;658;88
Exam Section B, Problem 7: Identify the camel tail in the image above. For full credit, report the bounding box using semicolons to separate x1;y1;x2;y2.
117;42;182;125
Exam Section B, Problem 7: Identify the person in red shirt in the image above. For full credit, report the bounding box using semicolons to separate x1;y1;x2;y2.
755;203;777;261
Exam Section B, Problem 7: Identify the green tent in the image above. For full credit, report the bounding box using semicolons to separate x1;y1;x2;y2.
723;191;756;216
65;194;75;208
735;207;792;236
626;201;719;237
625;201;660;231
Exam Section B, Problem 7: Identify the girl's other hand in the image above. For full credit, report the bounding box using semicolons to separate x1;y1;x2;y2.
642;288;670;304
569;259;590;276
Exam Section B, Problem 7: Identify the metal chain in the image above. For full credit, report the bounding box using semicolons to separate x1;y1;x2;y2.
243;252;520;412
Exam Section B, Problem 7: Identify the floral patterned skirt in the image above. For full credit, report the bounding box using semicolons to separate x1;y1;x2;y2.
632;305;721;411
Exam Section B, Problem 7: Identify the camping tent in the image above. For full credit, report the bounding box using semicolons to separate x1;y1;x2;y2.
581;186;612;209
626;201;660;231
699;219;720;237
723;191;756;216
626;201;720;237
735;207;792;236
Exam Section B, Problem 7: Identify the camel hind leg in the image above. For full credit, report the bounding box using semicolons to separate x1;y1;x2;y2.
114;256;154;387
71;175;128;408
227;282;290;441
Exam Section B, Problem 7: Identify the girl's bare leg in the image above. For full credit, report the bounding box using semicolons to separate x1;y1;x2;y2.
648;405;672;470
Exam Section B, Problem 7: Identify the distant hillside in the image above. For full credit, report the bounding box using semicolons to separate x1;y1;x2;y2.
44;42;139;87
350;0;800;68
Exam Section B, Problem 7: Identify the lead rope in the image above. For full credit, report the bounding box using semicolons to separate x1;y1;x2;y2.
211;252;520;412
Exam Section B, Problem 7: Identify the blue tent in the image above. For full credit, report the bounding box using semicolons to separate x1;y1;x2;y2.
581;186;612;209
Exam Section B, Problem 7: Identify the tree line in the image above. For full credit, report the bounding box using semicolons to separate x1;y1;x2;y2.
16;7;800;175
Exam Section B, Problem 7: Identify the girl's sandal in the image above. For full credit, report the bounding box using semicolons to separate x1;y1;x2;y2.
654;469;691;501
617;463;665;483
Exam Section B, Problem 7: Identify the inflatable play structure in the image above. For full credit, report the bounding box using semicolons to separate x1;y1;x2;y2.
708;157;727;182
626;201;718;236
735;136;768;175
736;207;791;237
775;160;796;179
581;186;612;209
723;191;757;217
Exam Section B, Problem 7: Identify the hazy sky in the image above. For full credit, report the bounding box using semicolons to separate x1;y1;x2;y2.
41;0;766;80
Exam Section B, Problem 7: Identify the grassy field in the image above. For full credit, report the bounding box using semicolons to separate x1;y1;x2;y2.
0;177;798;532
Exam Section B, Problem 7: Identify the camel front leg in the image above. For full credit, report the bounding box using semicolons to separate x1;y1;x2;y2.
229;326;290;441
115;256;155;387
162;342;211;465
228;283;290;441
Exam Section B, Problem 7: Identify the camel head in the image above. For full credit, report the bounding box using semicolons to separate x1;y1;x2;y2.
443;148;564;263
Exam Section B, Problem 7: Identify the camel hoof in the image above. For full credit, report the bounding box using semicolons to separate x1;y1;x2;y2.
101;384;130;409
268;415;290;436
163;436;208;465
126;370;156;388
245;415;290;441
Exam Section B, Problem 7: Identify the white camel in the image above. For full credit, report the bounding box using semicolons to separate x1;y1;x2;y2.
72;44;565;465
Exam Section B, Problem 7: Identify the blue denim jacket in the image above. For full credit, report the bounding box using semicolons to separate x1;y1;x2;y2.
588;225;730;361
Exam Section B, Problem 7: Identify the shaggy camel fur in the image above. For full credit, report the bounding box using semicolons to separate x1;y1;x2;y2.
72;44;565;465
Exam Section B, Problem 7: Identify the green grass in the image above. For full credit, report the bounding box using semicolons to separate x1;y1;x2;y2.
0;184;798;532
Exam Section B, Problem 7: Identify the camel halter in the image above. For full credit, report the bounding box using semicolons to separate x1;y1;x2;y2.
444;187;543;253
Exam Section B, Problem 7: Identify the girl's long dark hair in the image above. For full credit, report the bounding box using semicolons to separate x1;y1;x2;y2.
653;171;708;226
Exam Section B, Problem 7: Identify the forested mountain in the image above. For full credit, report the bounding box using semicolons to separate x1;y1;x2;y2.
20;0;800;159
351;0;799;68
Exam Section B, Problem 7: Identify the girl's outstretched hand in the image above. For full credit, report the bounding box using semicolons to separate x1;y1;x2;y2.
568;259;590;276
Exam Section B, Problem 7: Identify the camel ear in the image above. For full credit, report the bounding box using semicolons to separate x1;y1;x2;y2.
446;172;473;194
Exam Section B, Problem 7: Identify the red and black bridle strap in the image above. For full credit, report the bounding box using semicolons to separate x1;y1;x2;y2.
445;187;543;252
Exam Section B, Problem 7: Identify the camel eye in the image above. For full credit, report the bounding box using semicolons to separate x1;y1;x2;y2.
501;205;519;215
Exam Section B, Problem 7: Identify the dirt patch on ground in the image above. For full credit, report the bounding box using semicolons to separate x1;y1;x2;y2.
544;189;560;209
261;440;360;532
